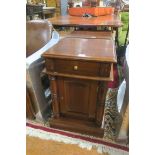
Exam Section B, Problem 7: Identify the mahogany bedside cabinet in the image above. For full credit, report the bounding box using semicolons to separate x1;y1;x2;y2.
42;37;117;137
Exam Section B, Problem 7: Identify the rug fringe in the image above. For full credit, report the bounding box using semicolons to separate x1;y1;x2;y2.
26;126;128;155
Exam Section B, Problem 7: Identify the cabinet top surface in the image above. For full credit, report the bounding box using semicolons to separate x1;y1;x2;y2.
43;38;117;62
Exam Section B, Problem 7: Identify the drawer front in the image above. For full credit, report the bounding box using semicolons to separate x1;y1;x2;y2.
55;59;101;76
45;58;111;78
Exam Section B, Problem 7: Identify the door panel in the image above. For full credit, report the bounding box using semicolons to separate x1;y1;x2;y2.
58;77;98;120
64;80;90;114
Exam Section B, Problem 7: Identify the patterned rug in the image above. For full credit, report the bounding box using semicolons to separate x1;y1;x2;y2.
26;122;129;155
103;88;122;141
103;64;126;141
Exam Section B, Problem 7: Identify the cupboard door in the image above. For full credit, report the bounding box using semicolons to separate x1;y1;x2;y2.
58;77;98;120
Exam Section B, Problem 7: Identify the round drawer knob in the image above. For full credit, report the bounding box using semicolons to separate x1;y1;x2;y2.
73;66;78;70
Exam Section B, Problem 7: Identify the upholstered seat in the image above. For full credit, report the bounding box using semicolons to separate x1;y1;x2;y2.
26;20;53;57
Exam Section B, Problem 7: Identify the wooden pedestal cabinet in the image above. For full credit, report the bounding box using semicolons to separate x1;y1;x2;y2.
42;36;116;137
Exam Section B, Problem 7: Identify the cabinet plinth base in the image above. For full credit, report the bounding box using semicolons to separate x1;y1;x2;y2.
49;117;104;137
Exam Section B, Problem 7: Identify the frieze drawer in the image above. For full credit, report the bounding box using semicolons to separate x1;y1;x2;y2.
45;58;111;78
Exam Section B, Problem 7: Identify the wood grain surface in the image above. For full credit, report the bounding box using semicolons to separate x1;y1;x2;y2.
48;15;122;27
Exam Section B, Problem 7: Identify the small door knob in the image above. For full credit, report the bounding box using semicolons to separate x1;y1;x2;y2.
73;66;78;70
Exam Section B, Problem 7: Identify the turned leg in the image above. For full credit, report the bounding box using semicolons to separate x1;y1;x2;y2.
49;76;60;118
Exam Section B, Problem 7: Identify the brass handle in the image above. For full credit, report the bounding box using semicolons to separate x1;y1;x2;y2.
73;65;78;70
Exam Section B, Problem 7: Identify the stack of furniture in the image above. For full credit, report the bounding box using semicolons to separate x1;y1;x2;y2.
25;4;126;139
38;6;123;137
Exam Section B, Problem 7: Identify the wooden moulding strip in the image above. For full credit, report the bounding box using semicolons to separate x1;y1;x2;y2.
42;68;114;82
42;54;117;63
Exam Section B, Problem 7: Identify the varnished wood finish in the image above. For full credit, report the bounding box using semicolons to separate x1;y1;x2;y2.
96;82;108;126
49;117;104;137
45;59;113;80
43;38;117;63
48;15;122;28
66;31;113;39
49;76;60;118
57;77;98;120
44;68;114;82
48;59;100;76
43;35;116;136
45;58;112;77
